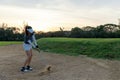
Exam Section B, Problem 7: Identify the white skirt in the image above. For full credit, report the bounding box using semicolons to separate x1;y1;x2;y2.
23;43;32;51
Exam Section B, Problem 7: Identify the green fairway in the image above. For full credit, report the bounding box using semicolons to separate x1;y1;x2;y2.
0;41;22;46
37;38;120;59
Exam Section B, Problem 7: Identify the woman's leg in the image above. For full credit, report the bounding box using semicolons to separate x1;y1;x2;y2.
27;49;33;66
23;50;31;67
21;44;33;72
23;49;32;67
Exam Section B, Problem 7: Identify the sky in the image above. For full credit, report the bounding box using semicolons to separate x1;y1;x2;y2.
0;0;120;32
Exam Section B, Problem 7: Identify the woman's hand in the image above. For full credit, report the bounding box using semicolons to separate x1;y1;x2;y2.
36;45;39;48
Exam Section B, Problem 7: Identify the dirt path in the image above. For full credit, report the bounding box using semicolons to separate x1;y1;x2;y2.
0;44;120;80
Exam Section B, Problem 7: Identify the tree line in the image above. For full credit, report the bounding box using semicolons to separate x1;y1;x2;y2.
0;23;120;41
37;23;120;38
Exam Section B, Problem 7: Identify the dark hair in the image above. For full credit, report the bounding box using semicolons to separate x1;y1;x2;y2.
25;26;32;35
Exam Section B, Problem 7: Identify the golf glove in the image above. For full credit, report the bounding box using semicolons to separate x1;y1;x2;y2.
36;45;39;48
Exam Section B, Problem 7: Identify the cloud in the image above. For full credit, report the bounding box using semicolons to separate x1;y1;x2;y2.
0;0;120;31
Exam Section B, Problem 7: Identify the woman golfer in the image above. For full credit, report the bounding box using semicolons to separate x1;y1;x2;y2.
21;26;38;72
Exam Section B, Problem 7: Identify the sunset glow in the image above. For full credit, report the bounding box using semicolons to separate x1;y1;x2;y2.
0;0;120;32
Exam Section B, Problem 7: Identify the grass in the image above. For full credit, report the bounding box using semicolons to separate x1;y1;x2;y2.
37;38;120;60
0;41;22;46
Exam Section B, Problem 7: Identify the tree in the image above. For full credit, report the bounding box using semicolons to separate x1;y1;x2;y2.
82;26;96;38
103;24;118;32
70;27;83;38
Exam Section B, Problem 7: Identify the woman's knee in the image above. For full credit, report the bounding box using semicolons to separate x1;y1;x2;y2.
30;54;33;57
28;54;32;57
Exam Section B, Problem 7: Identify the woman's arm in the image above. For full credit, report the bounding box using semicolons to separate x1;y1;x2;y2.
28;40;36;48
32;34;38;46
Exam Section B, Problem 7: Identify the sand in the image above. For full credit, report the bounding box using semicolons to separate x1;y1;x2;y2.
0;44;120;80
